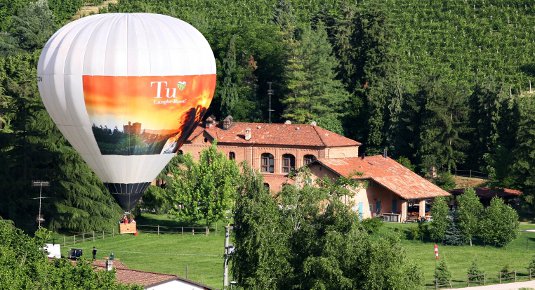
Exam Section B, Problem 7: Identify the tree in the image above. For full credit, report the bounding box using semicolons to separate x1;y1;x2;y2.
457;188;483;246
0;52;121;232
232;164;291;289
429;197;449;242
443;208;464;245
466;80;504;171
478;197;519;247
414;77;470;173
467;260;484;284
0;219;140;289
9;0;57;51
166;143;240;225
434;259;451;288
511;96;535;214
282;22;349;126
232;173;424;289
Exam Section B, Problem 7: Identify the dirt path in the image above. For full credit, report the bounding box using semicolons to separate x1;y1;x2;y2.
449;280;535;290
72;0;119;20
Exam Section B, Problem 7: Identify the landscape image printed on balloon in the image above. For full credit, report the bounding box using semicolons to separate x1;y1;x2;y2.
83;75;216;155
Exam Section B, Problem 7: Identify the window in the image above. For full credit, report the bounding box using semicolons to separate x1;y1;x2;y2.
261;153;274;173
263;183;270;191
282;154;295;173
229;152;235;160
303;154;316;165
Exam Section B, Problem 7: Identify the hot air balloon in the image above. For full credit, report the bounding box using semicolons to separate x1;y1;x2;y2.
37;13;216;212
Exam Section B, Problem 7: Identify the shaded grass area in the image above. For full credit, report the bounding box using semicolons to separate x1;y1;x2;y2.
385;222;535;288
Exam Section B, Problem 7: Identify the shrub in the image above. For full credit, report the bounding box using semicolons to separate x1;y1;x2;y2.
527;256;535;276
500;264;514;281
434;172;456;191
361;217;383;234
407;225;421;240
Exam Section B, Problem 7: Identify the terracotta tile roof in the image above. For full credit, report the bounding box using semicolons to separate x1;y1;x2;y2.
450;187;523;198
314;156;450;200
187;122;360;147
91;260;212;289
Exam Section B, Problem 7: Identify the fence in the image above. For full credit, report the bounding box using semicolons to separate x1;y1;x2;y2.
454;169;488;179
59;224;215;247
432;269;534;289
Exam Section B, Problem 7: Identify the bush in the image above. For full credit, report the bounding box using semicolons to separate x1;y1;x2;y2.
434;172;456;191
407;225;421;240
528;255;535;275
361;217;383;234
500;264;514;281
467;260;484;284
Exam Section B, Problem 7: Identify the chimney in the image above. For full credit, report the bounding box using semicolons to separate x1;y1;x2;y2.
244;128;252;141
383;148;388;158
310;121;317;126
205;115;216;128
222;115;233;130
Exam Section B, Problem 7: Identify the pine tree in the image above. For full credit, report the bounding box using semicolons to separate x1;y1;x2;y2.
434;259;452;288
415;77;469;173
443;209;464;246
467;260;484;284
0;52;121;232
511;96;535;205
466;80;504;171
282;22;349;128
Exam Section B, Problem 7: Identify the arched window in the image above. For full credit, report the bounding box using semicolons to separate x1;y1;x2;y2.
282;154;295;173
303;154;316;166
261;153;274;173
263;183;270;191
229;152;236;160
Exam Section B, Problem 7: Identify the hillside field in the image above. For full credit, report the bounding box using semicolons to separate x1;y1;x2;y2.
65;218;535;289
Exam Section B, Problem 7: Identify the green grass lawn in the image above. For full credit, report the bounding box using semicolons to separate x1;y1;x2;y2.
386;222;535;288
64;213;225;289
61;214;535;289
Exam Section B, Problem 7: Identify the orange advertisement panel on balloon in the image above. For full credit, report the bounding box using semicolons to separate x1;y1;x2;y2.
83;75;216;155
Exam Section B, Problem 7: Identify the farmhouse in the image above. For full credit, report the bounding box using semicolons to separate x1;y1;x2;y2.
308;156;450;222
180;116;450;222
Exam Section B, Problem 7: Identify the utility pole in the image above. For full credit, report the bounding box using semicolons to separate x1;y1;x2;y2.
32;180;50;229
223;225;234;289
267;82;274;123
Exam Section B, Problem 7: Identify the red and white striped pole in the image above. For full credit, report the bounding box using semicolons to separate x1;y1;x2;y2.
434;243;439;260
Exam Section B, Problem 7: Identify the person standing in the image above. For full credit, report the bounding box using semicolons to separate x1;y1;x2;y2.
92;246;97;260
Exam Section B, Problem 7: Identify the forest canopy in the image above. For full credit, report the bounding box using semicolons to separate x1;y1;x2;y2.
0;0;534;230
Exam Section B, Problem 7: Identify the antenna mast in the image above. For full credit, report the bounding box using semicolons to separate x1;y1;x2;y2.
267;82;274;123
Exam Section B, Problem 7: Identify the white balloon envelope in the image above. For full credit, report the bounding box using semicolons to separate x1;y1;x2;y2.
37;13;216;210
